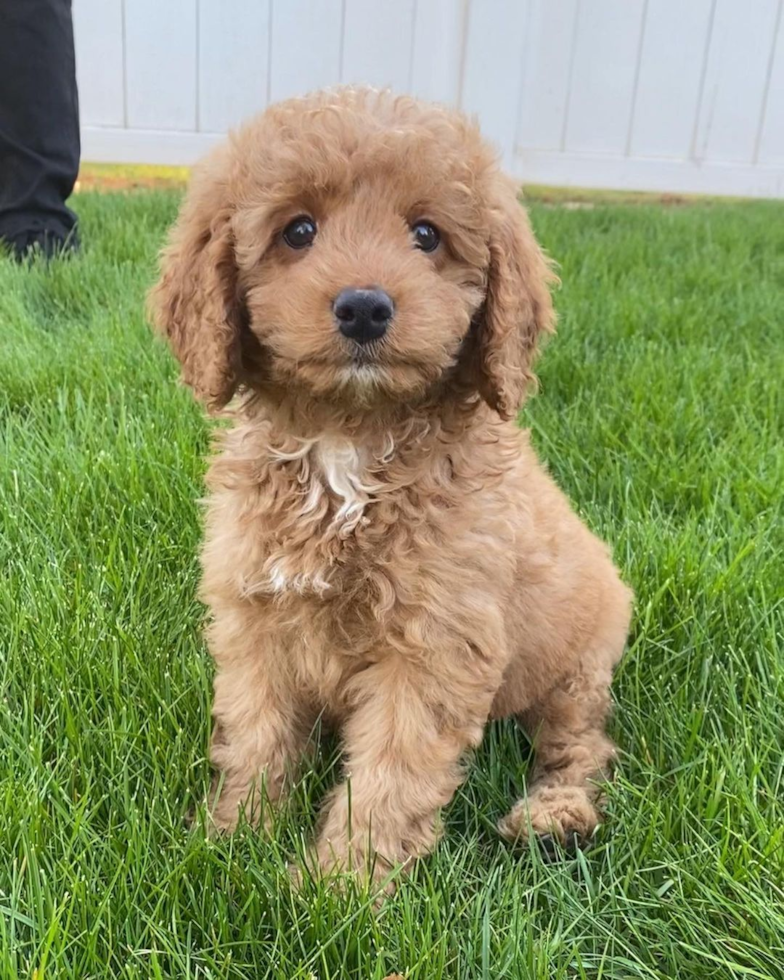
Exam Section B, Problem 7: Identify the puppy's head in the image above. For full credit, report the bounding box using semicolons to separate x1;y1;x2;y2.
150;89;555;419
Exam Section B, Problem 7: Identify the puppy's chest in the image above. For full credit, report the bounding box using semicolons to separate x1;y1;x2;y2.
235;435;389;600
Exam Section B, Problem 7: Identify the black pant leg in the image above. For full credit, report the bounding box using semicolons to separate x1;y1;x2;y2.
0;0;80;240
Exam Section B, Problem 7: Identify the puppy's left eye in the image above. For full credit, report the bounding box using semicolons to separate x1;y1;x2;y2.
283;216;317;249
411;221;440;253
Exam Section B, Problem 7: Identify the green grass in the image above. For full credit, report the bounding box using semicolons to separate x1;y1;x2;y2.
1;189;782;980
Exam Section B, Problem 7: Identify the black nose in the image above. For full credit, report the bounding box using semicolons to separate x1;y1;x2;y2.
333;287;394;344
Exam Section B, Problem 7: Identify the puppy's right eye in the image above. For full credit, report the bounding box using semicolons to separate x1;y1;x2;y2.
282;216;317;249
411;220;440;253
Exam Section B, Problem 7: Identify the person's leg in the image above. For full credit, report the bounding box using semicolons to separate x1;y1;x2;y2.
0;0;80;258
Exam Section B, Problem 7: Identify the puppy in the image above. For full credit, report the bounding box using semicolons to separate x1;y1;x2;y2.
150;88;632;889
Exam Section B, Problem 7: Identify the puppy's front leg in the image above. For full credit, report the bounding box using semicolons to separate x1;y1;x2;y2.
204;603;312;833
311;655;495;893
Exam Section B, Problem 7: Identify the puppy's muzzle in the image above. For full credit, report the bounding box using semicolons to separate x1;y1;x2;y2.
333;287;394;345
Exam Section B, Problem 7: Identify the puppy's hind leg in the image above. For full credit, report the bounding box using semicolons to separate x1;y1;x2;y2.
499;583;632;854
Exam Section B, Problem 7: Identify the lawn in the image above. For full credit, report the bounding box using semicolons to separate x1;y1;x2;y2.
1;187;782;979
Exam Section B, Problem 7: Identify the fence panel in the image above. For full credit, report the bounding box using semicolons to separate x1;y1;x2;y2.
75;0;784;196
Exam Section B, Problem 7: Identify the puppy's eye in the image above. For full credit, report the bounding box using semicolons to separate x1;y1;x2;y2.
282;216;317;249
411;221;440;253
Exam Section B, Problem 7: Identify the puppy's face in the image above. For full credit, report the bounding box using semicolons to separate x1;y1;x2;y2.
151;90;554;419
236;148;488;404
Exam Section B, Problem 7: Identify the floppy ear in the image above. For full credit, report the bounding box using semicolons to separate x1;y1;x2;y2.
477;177;556;420
148;148;243;411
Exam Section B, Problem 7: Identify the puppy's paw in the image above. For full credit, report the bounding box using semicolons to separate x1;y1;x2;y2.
191;774;276;837
186;800;241;837
292;834;402;903
534;831;583;864
498;785;600;853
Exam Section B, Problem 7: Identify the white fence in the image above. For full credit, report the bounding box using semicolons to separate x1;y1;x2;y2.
74;0;784;198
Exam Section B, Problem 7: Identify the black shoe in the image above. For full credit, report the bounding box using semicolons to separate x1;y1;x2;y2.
2;226;80;261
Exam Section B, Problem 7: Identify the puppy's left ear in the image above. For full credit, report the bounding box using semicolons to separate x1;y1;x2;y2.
476;177;556;420
148;146;244;411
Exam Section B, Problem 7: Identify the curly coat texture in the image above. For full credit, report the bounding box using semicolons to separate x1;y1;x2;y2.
150;88;632;892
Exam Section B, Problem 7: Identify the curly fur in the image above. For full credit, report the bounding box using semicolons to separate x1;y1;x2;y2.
150;88;632;892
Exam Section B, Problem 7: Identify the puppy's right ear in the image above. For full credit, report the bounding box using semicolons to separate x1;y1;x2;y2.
148;148;242;410
475;177;556;420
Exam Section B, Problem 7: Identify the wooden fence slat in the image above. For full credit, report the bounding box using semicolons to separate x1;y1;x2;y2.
516;0;579;152
341;0;416;91
630;0;714;160
756;0;784;165
694;0;781;163
410;0;465;104
73;0;125;126
125;0;197;131
198;0;270;133
269;0;343;102
461;0;530;168
563;0;647;155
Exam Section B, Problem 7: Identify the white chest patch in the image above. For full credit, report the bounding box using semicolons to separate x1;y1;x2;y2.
314;436;375;533
254;434;387;597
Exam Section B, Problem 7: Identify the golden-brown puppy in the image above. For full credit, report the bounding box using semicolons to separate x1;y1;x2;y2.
150;88;632;891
